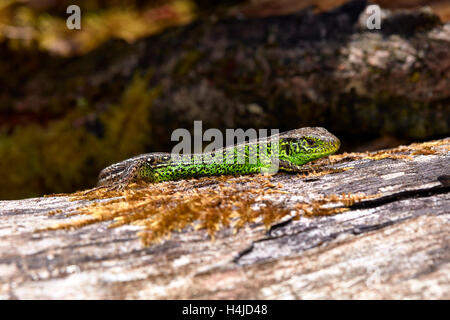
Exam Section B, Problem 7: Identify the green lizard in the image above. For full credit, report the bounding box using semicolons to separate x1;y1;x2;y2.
97;127;340;190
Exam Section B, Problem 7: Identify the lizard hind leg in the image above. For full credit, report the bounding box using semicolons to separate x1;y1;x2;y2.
110;159;145;191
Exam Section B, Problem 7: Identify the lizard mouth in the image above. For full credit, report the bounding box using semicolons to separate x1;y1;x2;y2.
321;138;341;155
305;139;340;161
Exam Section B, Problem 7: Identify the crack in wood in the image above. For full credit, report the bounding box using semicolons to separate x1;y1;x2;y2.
233;183;450;264
350;184;450;210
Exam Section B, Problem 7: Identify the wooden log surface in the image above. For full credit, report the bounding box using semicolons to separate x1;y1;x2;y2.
0;138;449;299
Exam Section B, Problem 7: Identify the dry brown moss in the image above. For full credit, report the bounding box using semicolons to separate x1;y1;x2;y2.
325;138;449;164
41;174;376;246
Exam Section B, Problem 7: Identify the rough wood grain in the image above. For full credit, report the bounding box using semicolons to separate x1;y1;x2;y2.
0;138;449;299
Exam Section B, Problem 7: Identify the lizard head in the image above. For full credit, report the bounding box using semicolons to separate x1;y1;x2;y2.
277;127;340;168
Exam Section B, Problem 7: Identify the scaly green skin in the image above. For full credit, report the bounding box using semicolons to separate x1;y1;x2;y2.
97;127;340;189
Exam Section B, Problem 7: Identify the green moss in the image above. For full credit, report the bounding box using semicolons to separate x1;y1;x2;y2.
175;50;203;76
0;115;102;199
76;97;89;109
101;71;159;160
410;72;420;83
0;71;158;199
0;0;197;56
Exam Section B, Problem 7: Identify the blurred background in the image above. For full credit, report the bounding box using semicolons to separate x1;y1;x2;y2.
0;0;449;199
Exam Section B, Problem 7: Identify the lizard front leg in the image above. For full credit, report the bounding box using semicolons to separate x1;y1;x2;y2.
107;159;146;191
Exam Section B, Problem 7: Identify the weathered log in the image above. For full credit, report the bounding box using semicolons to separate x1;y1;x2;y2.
0;138;448;299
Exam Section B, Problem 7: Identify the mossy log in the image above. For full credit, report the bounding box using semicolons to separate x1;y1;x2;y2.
0;138;448;299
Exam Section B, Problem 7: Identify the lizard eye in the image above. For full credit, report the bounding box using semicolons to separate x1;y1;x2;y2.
304;138;315;146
